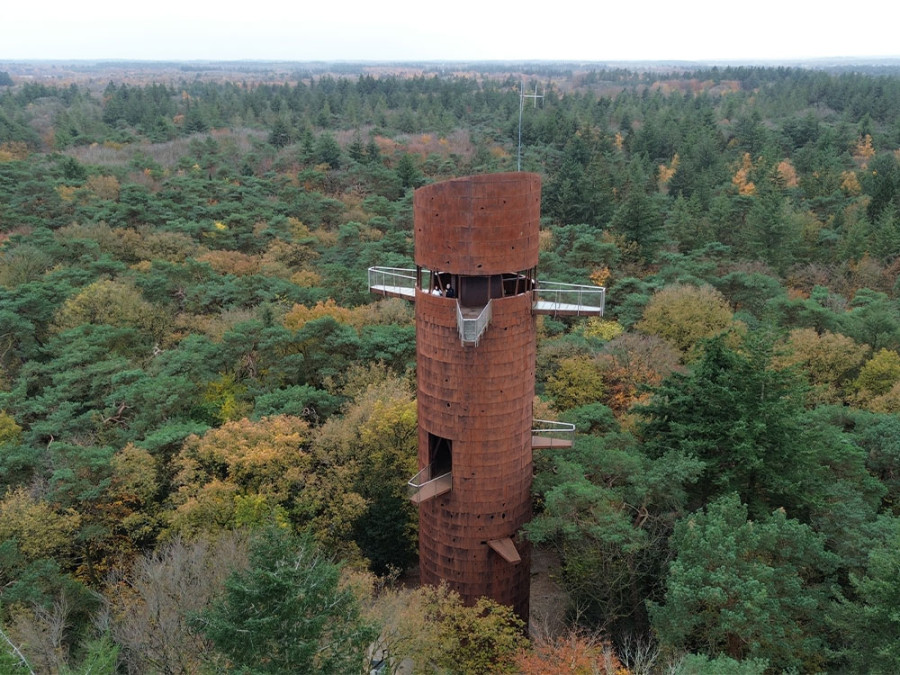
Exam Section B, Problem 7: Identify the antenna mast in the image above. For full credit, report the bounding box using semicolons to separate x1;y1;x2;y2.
517;79;544;171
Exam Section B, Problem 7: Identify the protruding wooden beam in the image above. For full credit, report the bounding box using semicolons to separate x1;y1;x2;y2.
487;537;521;564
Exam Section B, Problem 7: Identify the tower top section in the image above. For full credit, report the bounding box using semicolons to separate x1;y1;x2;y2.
414;172;541;275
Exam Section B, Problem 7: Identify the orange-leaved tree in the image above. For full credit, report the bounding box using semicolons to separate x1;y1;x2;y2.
514;631;626;675
598;333;683;413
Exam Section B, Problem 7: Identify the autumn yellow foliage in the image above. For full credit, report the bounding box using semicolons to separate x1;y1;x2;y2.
866;381;900;413
52;278;169;340
365;582;526;675
590;266;612;288
583;318;624;341
85;174;121;200
773;328;871;403
56;184;78;202
637;284;734;355
196;249;261;276
283;298;355;330
0;488;81;561
0;411;22;444
290;269;322;286
169;415;338;537
777;159;799;188
657;154;679;190
841;170;863;196
0;141;29;161
854;348;900;404
853;134;875;168
732;152;756;195
202;373;251;422
775;329;870;404
111;444;159;505
546;356;605;410
538;229;554;252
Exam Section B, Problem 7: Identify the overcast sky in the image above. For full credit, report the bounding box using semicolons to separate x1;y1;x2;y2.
4;0;899;62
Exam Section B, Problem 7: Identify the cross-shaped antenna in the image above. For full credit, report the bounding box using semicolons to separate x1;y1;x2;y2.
517;79;544;172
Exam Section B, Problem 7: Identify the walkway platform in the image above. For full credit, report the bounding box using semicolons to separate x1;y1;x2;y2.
532;300;603;316
532;436;574;449
370;284;416;301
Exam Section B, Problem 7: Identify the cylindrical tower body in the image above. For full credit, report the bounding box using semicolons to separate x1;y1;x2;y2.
413;173;540;621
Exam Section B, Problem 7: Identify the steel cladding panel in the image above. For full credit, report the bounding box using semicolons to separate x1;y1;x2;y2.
414;172;541;275
416;292;535;619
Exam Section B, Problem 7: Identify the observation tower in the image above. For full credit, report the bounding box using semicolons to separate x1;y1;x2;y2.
369;172;604;622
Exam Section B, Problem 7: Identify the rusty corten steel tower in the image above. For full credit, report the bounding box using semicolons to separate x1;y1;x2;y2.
369;172;604;623
414;172;540;620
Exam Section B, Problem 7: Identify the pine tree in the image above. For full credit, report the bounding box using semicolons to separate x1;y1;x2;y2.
195;527;378;674
650;494;838;672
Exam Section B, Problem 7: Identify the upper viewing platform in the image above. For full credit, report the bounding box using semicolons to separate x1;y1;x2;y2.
369;172;603;346
367;266;417;301
532;280;605;317
367;266;604;318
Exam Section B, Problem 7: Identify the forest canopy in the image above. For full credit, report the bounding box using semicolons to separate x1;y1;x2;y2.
1;60;900;673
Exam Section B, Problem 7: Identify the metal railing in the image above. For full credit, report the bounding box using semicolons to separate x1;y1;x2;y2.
407;463;452;499
534;281;606;315
368;266;417;294
532;419;576;439
457;300;492;346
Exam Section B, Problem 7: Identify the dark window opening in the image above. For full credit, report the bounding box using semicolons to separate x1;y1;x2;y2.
429;433;452;477
428;269;536;305
460;276;489;306
500;271;535;296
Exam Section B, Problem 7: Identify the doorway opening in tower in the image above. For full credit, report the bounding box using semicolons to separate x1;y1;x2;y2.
426;269;536;305
428;433;452;477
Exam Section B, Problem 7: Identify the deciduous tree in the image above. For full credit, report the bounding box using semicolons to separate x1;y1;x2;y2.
545;356;605;411
775;328;870;403
106;532;249;675
636;284;734;356
312;376;418;573
853;347;900;401
513;631;624;675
